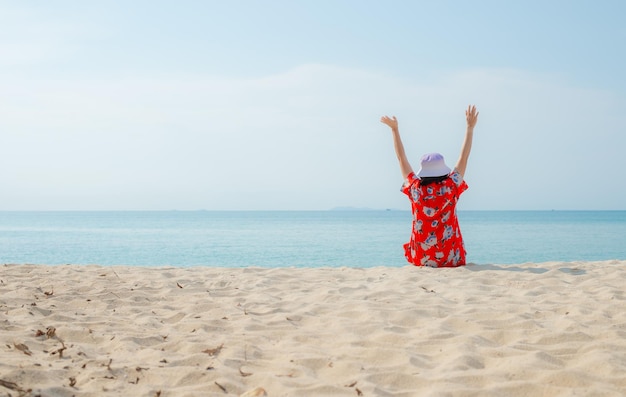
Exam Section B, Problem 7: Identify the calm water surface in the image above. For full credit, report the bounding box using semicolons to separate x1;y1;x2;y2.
0;211;624;267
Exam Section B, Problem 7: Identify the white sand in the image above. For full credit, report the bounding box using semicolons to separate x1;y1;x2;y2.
1;261;625;397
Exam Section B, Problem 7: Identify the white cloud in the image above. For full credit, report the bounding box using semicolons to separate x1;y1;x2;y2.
1;64;624;210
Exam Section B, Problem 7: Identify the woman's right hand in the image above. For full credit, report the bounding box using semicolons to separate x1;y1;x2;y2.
466;105;479;129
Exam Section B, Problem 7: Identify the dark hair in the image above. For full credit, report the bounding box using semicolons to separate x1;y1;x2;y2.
420;174;449;186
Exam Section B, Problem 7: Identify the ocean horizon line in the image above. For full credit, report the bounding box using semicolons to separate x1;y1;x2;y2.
1;208;626;213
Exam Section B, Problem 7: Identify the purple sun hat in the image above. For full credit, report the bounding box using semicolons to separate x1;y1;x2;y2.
417;153;451;178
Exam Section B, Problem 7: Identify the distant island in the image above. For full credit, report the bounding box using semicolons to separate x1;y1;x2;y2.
329;207;400;211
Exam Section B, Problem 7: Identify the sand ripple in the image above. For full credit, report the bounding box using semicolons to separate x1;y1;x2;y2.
1;261;625;396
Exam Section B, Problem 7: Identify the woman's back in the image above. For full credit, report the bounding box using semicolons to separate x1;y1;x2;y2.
402;170;468;267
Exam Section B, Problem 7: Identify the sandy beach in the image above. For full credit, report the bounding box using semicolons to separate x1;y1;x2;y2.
1;261;625;397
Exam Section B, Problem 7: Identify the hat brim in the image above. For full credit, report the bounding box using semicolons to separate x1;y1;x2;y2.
417;165;451;178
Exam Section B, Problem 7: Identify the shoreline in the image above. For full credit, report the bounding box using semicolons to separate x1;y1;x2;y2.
2;261;625;396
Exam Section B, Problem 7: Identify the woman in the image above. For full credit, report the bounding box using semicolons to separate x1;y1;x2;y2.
380;105;479;267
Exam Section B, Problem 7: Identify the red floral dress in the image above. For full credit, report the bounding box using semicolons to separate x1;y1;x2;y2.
401;170;468;267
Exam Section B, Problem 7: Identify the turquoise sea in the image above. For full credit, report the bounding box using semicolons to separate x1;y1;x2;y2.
0;211;624;267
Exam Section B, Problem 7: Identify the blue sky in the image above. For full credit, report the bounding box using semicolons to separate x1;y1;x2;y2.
1;1;625;210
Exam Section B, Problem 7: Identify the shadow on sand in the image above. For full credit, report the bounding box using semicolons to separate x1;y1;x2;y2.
465;263;587;275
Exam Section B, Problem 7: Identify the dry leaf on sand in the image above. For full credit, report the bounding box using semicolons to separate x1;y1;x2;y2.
13;343;32;356
240;387;267;397
202;343;224;356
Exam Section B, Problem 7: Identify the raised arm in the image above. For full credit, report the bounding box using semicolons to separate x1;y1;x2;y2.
455;105;479;179
380;115;413;180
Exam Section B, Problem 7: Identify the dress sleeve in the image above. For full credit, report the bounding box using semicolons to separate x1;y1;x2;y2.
449;169;468;196
401;172;419;196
